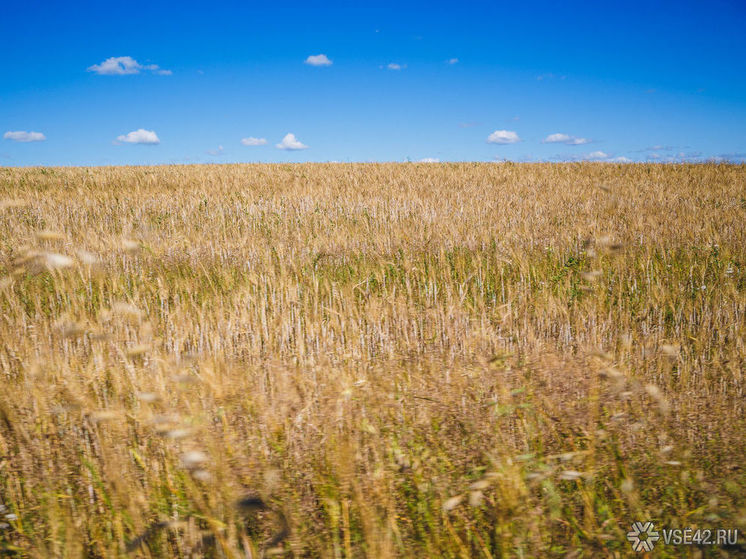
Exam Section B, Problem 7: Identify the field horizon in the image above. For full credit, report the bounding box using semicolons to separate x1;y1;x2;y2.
1;162;744;557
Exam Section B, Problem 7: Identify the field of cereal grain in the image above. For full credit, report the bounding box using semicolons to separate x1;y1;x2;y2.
0;163;744;557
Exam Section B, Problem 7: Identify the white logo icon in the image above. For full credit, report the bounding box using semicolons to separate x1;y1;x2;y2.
627;521;660;552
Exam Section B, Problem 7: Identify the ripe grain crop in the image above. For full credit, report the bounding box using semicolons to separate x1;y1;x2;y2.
0;163;744;557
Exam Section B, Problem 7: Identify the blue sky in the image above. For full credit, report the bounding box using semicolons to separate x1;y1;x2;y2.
2;0;745;165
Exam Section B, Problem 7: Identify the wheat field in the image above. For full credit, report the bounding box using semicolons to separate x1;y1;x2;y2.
0;163;744;557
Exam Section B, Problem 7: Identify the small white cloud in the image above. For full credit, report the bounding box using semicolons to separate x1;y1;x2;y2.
3;130;46;142
543;133;590;145
88;56;171;76
487;130;520;144
241;137;268;146
387;63;406;70
305;54;332;67
417;157;440;163
543;133;570;143
610;156;632;163
276;133;308;150
446;58;459;65
115;129;160;145
88;56;140;75
207;145;224;156
586;150;608;160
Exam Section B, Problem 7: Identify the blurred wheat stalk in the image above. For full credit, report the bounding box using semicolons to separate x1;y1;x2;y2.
0;163;744;557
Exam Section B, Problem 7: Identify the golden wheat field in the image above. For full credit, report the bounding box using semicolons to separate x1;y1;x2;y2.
0;163;744;558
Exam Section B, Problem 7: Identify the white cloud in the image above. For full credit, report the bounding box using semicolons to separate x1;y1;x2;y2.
610;156;632;163
446;58;459;65
87;56;171;76
305;54;332;67
3;130;46;142
115;129;160;145
586;150;608;160
207;145;224;156
417;158;440;163
387;63;405;70
543;133;571;143
276;133;308;150
241;137;268;146
487;130;520;144
542;133;590;145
